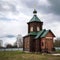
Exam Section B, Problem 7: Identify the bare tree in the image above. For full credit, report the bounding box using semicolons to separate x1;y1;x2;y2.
16;34;23;48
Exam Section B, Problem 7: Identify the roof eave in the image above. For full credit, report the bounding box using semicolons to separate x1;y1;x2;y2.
27;21;43;24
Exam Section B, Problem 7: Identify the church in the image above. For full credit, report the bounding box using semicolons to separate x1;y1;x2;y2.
23;10;55;53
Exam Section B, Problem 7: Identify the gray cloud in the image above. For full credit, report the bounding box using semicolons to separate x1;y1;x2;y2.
0;0;60;16
47;0;60;15
21;0;60;15
0;34;15;38
0;0;19;21
5;35;16;38
0;1;18;14
21;0;38;8
0;17;14;21
37;0;60;15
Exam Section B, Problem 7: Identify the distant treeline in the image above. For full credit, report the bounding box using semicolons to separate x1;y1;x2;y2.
0;43;23;48
54;40;60;47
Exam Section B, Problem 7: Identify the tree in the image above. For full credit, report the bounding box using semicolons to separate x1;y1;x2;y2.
13;34;23;48
13;41;17;48
0;40;3;47
54;39;60;47
16;34;23;48
6;44;13;48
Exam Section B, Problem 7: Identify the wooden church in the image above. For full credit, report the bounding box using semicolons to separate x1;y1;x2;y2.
23;10;55;53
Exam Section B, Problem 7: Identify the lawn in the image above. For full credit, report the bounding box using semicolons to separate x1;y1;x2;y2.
0;51;60;60
55;49;60;53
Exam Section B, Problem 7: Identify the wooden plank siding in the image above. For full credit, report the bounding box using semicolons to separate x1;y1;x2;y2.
23;36;30;51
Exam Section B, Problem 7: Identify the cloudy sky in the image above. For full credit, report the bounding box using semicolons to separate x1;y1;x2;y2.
0;0;60;46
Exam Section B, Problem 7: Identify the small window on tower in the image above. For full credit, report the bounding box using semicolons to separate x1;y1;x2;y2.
37;26;40;31
30;27;33;32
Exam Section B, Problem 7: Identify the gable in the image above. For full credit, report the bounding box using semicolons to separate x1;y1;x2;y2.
46;31;55;37
41;30;55;38
35;30;55;39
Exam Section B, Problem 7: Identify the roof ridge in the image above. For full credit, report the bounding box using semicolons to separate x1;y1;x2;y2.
41;30;49;38
35;29;46;39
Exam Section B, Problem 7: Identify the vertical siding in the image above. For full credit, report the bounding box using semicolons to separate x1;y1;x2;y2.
41;38;46;50
45;39;53;51
45;31;54;52
30;36;36;52
23;36;30;51
28;22;43;33
35;39;39;52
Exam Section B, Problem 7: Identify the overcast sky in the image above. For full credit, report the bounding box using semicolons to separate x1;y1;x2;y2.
0;0;60;46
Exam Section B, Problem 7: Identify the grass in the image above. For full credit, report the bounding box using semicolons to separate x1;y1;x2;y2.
55;49;60;53
0;51;60;60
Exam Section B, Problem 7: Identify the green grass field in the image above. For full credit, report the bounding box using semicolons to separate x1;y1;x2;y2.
0;51;60;60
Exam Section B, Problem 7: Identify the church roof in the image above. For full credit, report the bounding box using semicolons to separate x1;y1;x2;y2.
28;32;37;35
35;29;46;39
28;15;41;23
28;29;55;39
28;9;41;23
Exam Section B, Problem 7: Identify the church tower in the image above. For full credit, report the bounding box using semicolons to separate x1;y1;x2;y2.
27;9;43;33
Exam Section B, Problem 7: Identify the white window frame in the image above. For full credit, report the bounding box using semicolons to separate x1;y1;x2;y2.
37;26;40;31
30;27;33;32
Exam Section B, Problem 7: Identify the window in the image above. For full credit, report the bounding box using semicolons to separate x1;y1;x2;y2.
37;26;40;31
30;27;33;32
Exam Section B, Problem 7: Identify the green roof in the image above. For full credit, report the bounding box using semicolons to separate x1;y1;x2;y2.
28;32;37;36
41;30;55;38
28;15;41;23
28;29;55;39
41;30;49;38
35;29;46;39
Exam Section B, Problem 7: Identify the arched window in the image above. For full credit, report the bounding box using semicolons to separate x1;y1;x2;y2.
30;27;33;32
37;26;40;31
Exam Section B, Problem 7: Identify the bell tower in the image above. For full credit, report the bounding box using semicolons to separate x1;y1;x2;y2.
27;9;43;33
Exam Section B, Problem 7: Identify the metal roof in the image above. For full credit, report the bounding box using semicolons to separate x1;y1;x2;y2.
28;32;37;36
35;29;46;39
41;30;49;38
28;15;41;23
28;29;55;39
